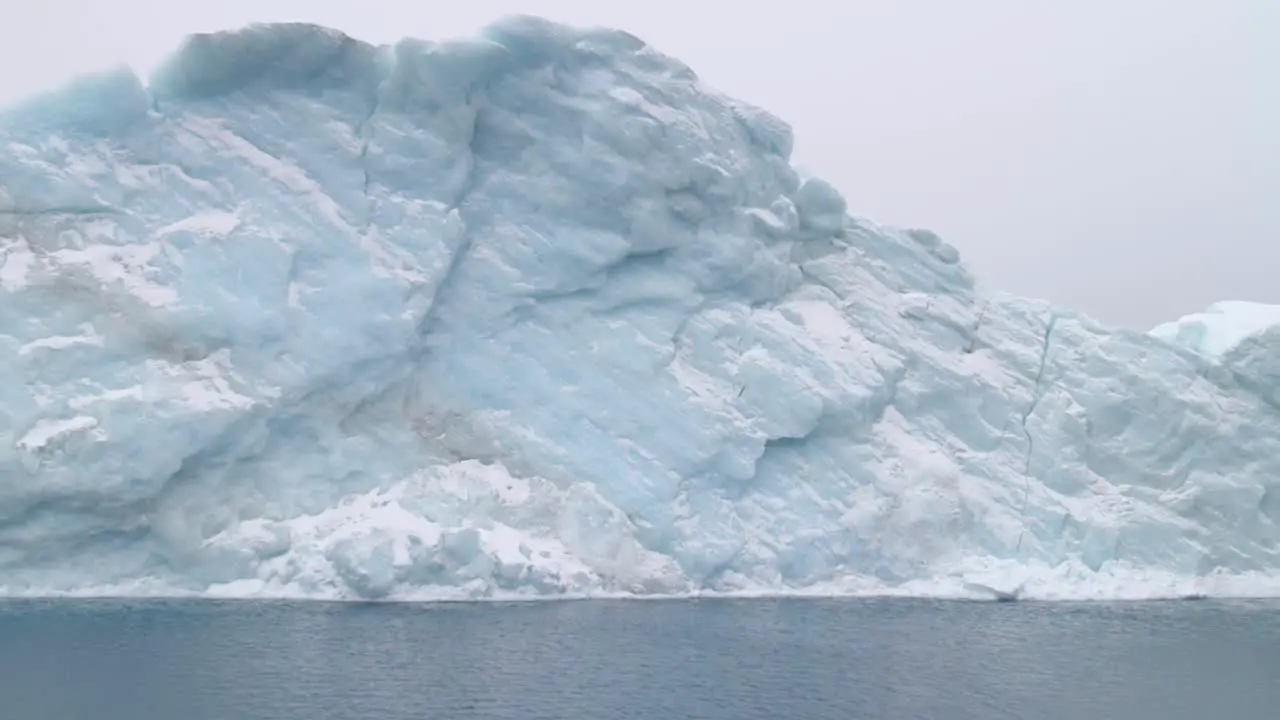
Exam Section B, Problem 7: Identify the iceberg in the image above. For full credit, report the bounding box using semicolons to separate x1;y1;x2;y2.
2;17;1278;602
1150;301;1280;361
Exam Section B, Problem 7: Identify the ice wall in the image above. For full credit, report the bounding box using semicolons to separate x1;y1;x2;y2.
1;18;1278;601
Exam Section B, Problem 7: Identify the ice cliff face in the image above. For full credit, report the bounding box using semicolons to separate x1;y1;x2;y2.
2;17;1279;601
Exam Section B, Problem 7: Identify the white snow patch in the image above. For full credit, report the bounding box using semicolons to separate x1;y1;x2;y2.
155;209;242;238
18;324;105;354
16;415;101;450
0;237;37;292
48;240;178;307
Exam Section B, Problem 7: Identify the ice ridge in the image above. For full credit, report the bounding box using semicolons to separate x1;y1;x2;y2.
1;17;1279;602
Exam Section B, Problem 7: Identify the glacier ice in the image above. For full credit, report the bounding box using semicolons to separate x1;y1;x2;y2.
1150;301;1280;361
2;17;1279;602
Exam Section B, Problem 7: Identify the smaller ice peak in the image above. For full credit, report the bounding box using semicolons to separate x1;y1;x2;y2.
1150;300;1280;361
142;15;705;109
0;64;152;135
793;177;847;234
146;22;382;103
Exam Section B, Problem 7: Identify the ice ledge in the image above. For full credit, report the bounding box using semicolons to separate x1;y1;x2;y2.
1150;300;1280;361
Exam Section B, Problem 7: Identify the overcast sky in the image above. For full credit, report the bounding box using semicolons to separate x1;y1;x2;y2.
2;1;1276;328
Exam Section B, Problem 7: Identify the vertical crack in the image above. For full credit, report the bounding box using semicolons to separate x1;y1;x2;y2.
354;90;380;234
964;303;988;354
1015;311;1058;553
659;303;701;373
412;103;488;341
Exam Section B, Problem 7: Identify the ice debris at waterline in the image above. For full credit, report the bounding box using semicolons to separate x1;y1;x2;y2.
2;18;1279;603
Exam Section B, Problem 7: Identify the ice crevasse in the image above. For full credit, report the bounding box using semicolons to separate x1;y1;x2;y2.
2;16;1279;601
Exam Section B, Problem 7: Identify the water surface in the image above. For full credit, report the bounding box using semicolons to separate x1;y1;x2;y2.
2;597;1278;719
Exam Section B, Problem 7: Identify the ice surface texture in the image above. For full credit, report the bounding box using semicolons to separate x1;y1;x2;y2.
2;18;1279;601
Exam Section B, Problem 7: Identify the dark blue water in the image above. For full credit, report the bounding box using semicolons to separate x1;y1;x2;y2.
2;597;1278;719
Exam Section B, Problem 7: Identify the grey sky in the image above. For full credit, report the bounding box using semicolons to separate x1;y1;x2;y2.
2;1;1276;329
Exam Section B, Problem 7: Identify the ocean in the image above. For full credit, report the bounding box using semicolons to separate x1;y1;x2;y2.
2;597;1278;719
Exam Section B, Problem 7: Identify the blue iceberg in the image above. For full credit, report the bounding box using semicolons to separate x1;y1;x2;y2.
2;18;1278;601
